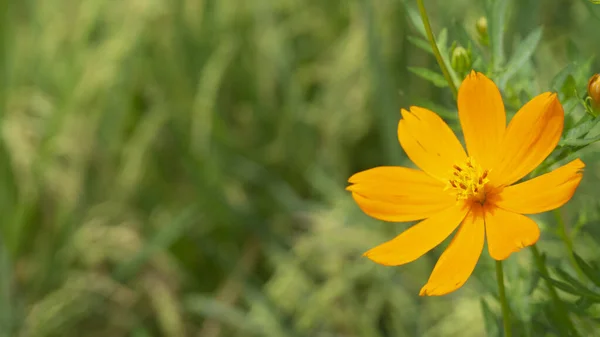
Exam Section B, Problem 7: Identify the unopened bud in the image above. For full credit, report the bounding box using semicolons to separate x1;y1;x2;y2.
589;74;600;115
589;74;600;105
476;17;488;45
451;46;471;75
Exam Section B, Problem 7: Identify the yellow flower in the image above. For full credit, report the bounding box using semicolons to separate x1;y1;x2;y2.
347;71;585;296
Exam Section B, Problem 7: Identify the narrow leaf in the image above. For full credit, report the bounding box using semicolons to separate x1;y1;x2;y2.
480;298;500;337
550;64;575;94
184;294;261;334
437;28;448;52
434;28;460;88
527;269;541;295
497;27;543;87
561;75;578;98
539;274;586;297
575;296;595;310
486;0;509;71
554;267;600;300
559;134;600;147
408;67;448;88
574;253;600;288
565;115;596;140
401;0;427;37
407;36;434;55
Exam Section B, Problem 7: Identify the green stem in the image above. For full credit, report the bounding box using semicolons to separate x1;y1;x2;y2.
530;244;578;335
416;0;458;99
553;209;585;280
495;261;512;337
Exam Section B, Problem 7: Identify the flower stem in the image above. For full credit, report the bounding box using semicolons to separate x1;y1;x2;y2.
530;244;578;334
495;260;512;337
416;0;458;99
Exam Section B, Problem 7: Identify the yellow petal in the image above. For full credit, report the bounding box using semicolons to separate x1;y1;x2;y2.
419;203;484;296
484;205;540;260
457;71;506;169
494;159;585;214
397;107;467;180
489;93;564;186
348;166;457;222
364;203;469;266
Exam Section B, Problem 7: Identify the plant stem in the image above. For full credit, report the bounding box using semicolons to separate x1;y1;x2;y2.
530;244;578;335
495;261;512;337
416;0;458;99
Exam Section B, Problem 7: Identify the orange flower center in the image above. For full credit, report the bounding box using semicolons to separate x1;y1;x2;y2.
447;157;489;203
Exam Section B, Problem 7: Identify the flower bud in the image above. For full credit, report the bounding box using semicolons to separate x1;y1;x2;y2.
451;45;471;75
476;17;488;45
588;74;600;110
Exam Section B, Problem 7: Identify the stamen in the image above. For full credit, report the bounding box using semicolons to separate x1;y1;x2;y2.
446;157;490;203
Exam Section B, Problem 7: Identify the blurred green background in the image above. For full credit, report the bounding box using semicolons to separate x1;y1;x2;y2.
0;0;600;336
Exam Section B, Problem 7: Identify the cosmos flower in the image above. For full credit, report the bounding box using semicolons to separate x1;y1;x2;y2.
347;71;584;296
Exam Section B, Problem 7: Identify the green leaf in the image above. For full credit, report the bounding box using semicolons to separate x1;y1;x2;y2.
551;279;587;296
575;296;595;311
565;115;596;140
562;97;581;115
408;67;448;88
184;294;262;335
434;28;460;87
550;64;575;94
497;27;543;88
574;253;600;288
480;298;500;337
437;28;448;52
539;273;587;297
559;134;600;147
113;207;197;282
486;0;509;71
407;36;434;55
527;269;541;295
554;267;600;301
582;0;600;21
561;75;578;98
131;326;153;337
566;38;581;63
401;0;427;37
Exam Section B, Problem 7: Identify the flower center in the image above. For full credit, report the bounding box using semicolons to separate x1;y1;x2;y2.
447;157;489;203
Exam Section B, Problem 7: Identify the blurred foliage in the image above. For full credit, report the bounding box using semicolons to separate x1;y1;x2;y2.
0;0;599;336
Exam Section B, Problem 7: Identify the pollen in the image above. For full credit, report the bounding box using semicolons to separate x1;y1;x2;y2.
447;157;490;203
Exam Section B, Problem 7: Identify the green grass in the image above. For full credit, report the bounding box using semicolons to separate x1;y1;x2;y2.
0;0;599;336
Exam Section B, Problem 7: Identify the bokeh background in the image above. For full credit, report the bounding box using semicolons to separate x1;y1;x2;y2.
1;0;600;336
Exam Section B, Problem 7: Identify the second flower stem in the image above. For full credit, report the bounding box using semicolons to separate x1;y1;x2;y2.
416;0;458;99
495;260;512;337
